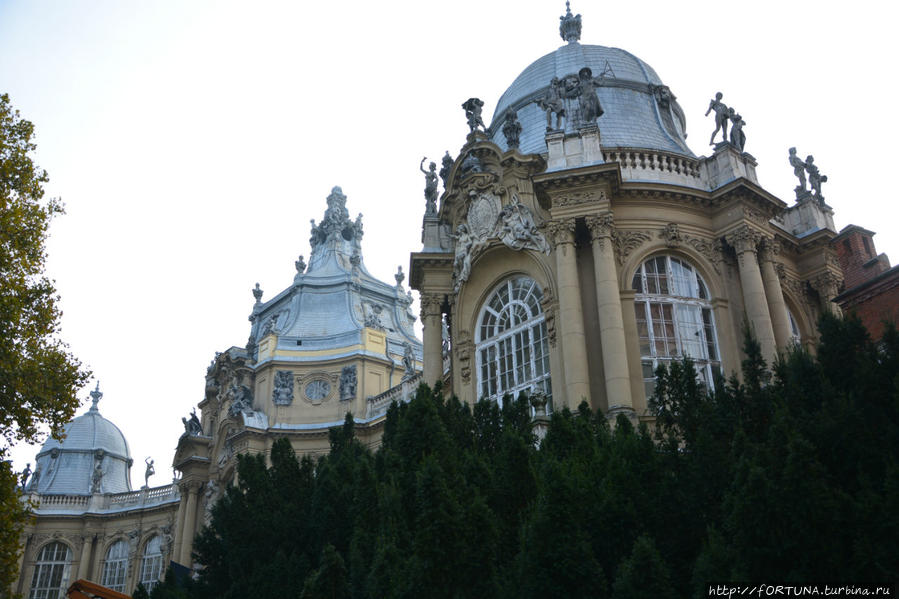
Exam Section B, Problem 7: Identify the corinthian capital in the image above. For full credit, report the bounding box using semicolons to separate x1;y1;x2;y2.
419;293;443;319
809;271;843;300
547;218;576;247
725;225;763;256
585;213;615;241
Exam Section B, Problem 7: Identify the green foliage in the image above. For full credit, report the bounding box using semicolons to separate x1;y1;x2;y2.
188;316;898;598
0;93;90;591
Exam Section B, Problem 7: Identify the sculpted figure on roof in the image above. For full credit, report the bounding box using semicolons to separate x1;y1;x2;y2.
706;92;729;145
537;77;566;131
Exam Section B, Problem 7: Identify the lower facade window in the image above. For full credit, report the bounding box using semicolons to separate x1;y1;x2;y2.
101;540;129;592
476;277;551;406
632;255;721;398
29;542;71;599
138;536;164;592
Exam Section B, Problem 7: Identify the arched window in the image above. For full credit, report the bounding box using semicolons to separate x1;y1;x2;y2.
632;255;721;397
100;540;128;592
475;276;551;404
788;309;802;346
29;542;71;599
138;536;164;592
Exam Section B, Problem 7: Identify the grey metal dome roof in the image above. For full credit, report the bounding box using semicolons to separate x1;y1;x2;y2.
29;384;133;495
488;41;693;157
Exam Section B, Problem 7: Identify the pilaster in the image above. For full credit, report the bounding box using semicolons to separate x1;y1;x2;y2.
759;240;793;350
725;225;777;364
420;293;444;388
584;214;634;415
547;218;591;407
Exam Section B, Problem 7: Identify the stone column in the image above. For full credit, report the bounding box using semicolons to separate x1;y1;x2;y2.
547;218;590;407
178;482;199;566
77;534;94;580
726;225;777;364
420;293;444;388
172;488;188;565
585;214;634;415
759;240;793;351
810;272;843;316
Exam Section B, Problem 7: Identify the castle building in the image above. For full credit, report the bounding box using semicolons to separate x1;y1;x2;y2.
15;189;422;597
411;6;843;418
16;5;889;598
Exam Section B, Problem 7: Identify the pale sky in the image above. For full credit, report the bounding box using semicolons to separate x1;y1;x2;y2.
3;0;897;489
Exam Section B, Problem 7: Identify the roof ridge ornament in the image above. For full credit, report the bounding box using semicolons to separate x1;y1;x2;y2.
89;381;102;411
559;1;582;43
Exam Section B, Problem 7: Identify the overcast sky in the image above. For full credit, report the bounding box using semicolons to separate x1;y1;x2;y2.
3;0;897;489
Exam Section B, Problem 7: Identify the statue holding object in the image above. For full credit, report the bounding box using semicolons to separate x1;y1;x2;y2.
705;92;729;145
462;98;486;133
420;157;439;215
537;77;567;131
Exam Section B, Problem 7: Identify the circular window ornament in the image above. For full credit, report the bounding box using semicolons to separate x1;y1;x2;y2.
304;379;331;402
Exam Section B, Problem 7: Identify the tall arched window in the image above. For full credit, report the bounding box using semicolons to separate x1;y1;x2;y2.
475;276;551;404
100;540;128;592
29;542;71;599
138;536;164;592
632;255;721;397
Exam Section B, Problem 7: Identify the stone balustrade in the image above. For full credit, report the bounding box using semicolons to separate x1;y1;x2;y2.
366;373;422;419
30;483;180;514
604;148;703;187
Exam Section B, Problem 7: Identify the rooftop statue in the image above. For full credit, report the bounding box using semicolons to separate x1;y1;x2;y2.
439;151;453;186
21;463;31;489
502;111;522;149
295;255;306;274
574;67;603;125
559;0;582;43
462;98;486;133
537;77;566;131
729;109;746;152
789;147;808;196
182;408;202;435
402;343;415;379
420;157;439;215
144;457;155;488
252;283;263;303
705;92;729;145
805;155;828;204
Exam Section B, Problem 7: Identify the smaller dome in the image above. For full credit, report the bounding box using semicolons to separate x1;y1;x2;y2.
29;384;132;496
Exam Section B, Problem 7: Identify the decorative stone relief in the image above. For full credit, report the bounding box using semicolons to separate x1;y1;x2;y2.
502;111;522;149
613;229;652;265
539;286;558;348
660;223;683;248
497;195;550;254
226;372;255;417
809;271;843;302
725;225;764;256
467;190;501;239
550;189;606;208
585;213;615;251
272;371;294;406
685;235;725;274
339;366;357;401
304;379;331;403
362;301;387;330
455;330;472;383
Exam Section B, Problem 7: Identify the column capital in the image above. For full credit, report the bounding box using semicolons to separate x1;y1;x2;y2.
809;271;843;300
419;292;443;319
547;218;576;248
178;480;203;495
585;213;615;241
725;224;764;256
758;238;782;264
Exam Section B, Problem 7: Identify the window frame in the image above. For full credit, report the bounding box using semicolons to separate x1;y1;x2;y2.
475;276;552;407
29;542;72;599
138;535;164;592
100;539;129;592
632;255;722;397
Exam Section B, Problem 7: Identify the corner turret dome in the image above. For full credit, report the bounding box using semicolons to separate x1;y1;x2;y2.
488;6;692;158
28;383;132;495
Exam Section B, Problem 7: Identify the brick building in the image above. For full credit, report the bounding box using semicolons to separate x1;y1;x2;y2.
833;225;899;339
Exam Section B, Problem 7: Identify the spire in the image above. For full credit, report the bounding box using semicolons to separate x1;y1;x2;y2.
559;1;582;43
89;381;102;411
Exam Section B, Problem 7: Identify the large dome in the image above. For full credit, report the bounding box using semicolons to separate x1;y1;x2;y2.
488;21;693;158
28;384;132;495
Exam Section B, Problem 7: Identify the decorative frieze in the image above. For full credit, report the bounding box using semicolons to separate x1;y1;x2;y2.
550;189;607;209
539;285;558;348
454;330;473;383
612;229;652;266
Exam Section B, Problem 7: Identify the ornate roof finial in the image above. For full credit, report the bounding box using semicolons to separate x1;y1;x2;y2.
559;1;582;43
89;381;103;411
252;283;263;304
